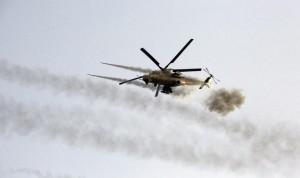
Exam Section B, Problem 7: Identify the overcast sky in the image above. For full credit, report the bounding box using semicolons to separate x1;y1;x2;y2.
1;0;300;178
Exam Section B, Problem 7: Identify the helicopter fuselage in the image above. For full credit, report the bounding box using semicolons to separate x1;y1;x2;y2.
142;69;202;87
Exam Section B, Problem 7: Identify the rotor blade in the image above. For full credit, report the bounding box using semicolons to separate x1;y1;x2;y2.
213;76;220;82
205;68;210;74
164;39;193;69
101;62;152;73
203;68;209;74
155;84;161;97
119;76;144;85
140;48;163;70
88;74;131;83
172;68;202;72
212;78;218;84
87;74;123;81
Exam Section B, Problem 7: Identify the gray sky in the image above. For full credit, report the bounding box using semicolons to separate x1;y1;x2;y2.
1;0;300;178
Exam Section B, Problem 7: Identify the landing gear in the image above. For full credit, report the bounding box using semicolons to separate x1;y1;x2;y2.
161;85;172;94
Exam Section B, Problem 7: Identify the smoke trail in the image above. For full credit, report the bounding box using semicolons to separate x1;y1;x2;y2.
7;168;86;178
0;59;120;101
0;59;262;141
0;59;198;99
1;60;300;176
88;74;134;83
205;88;245;116
0;60;279;144
0;96;299;176
0;60;267;157
101;62;152;73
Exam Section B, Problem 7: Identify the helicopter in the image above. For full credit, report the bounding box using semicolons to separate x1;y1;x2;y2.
88;39;219;97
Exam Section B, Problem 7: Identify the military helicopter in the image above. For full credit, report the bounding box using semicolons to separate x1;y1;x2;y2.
89;39;219;97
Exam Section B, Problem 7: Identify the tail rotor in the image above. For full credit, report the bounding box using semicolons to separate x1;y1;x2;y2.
203;68;220;84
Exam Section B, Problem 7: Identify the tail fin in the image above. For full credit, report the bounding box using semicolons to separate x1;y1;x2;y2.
199;82;210;89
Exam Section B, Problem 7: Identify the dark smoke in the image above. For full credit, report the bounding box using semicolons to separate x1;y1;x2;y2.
205;88;245;116
101;62;152;73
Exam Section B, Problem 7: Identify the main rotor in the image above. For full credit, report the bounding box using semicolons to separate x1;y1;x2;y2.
119;39;202;97
140;39;201;72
